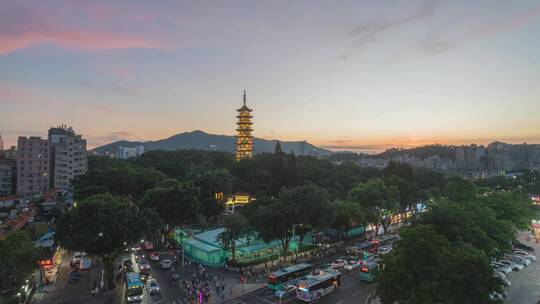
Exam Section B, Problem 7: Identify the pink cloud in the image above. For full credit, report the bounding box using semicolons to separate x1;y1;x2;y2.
0;29;168;55
0;0;169;55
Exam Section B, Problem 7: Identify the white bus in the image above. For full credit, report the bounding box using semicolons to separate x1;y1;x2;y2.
296;269;342;302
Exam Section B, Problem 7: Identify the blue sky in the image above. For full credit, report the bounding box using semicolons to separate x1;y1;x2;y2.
1;0;539;150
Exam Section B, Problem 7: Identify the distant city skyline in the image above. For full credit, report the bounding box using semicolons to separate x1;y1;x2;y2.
1;0;540;150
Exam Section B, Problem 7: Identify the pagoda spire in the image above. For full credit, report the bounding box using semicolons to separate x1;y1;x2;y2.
243;90;246;106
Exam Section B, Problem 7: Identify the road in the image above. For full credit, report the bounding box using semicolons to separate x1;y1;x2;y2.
225;268;376;304
119;250;185;304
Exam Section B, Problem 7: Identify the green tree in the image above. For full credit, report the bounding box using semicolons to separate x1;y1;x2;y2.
0;231;37;291
332;200;365;243
378;225;499;304
444;175;477;202
278;184;336;244
248;200;294;256
347;179;399;235
217;214;250;263
55;194;150;288
140;179;200;227
384;175;420;211
416;199;514;257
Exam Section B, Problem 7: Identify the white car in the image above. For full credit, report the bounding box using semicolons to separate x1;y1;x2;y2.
275;284;296;298
146;278;160;294
498;260;522;271
509;255;530;266
489;291;504;301
378;245;392;255
331;259;348;269
513;250;536;262
71;252;87;265
161;259;172;269
491;262;511;274
344;260;362;270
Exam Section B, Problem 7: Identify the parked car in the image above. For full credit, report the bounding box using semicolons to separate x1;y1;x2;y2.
498;260;522;271
161;259;172;269
509;255;531;266
513;242;534;252
491;262;511;274
79;257;92;271
493;274;511;287
331;259;348;269
344;260;362;270
513;250;536;262
149;252;160;261
146;278;160;294
489;291;504;302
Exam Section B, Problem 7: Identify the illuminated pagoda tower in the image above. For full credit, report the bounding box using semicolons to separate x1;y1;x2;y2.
235;90;254;161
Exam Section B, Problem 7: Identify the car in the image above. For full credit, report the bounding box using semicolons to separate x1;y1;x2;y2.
509;255;531;266
513;242;534;252
275;284;296;298
331;259;348;269
378;245;392;255
498;260;522;271
79;257;92;271
491;262;511;274
161;259;172;269
123;258;133;272
149;252;160;261
513;250;536;262
140;269;152;282
71;252;87;266
134;250;144;260
493;274;511;287
146;278;160;294
138;258;150;271
130;243;142;251
489;291;504;302
68;270;81;283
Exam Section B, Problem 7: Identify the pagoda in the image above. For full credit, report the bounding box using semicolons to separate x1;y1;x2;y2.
235;90;254;161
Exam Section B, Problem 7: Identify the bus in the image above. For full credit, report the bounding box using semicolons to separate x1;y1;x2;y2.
359;260;381;282
125;272;144;302
296;269;342;302
267;263;313;291
376;234;399;246
347;240;379;255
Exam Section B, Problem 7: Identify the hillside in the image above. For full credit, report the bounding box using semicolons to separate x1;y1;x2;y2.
92;130;331;156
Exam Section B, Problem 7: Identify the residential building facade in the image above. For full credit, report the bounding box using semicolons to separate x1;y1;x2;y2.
16;136;50;196
0;158;16;196
48;125;88;189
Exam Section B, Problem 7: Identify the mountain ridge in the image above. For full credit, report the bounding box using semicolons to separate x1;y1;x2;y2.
92;130;331;156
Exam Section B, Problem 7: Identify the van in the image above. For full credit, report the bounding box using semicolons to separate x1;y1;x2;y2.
79;257;92;271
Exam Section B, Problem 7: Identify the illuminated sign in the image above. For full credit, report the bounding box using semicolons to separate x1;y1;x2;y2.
38;259;52;266
361;267;369;273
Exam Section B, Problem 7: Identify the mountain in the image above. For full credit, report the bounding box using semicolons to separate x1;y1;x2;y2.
92;130;331;156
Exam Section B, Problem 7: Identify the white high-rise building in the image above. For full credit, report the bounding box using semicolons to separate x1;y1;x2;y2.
0;133;4;151
48;125;88;189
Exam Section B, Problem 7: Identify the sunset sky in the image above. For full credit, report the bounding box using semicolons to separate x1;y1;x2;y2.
1;0;540;151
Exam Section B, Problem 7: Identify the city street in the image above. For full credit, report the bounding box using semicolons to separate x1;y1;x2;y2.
225;269;376;304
